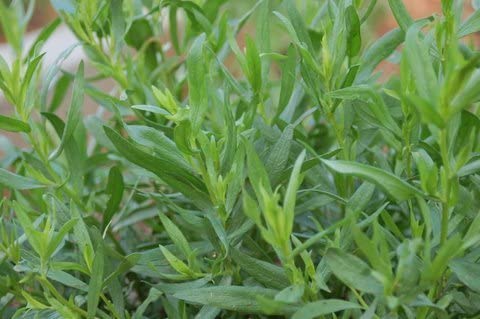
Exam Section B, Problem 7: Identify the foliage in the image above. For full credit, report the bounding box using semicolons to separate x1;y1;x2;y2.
1;0;480;318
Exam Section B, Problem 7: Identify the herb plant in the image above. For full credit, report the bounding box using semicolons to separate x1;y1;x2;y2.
1;0;480;318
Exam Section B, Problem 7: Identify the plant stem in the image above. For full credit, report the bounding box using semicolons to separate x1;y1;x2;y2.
439;129;451;245
326;107;352;202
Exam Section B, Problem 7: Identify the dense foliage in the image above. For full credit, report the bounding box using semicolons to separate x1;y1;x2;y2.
1;0;480;318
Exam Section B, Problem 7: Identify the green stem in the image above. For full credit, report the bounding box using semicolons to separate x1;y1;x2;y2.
439;129;451;245
37;275;89;317
326;107;352;201
440;199;450;245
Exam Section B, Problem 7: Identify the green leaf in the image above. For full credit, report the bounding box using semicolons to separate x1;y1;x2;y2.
154;276;212;294
451;70;480;113
245;139;272;197
450;258;480;292
292;299;361;319
0;114;31;133
111;0;126;54
352;226;392;279
277;44;296;118
159;245;198;277
413;150;438;194
0;168;46;189
345;6;362;58
168;4;180;53
205;213;229;255
285;0;314;53
26;18;62;59
41;111;85;190
424;235;463;283
347;182;376;213
173;286;278;314
187;34;207;133
125;125;192;173
203;0;228;22
49;61;85;160
103;166;124;230
47;269;89;292
21;53;45;102
125;18;153;50
46;218;78;258
458;9;480;37
387;0;414;32
458;158;480;177
131;104;170;115
70;203;94;267
275;285;304;303
230;248;289;289
104;126;210;208
322;160;423;201
257;0;271;54
40;43;79;111
159;213;192;260
104;253;142;287
357;28;404;81
48;74;72;112
87;243;104;319
245;36;262;95
325;248;383;294
328;85;401;136
174;120;197;156
284;150;305;235
404;21;438;105
220;89;237;174
266;125;294;184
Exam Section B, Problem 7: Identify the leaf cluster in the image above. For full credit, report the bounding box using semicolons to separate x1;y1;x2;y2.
1;0;480;318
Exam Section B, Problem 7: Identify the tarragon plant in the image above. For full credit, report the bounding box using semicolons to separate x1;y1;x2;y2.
1;0;480;318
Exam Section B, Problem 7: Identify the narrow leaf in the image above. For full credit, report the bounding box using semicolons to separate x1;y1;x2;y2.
387;0;414;32
49;61;85;160
87;244;104;319
450;258;480;292
292;299;361;319
230;248;289;289
322;160;423;201
173;286;278;314
103;166;124;230
0;168;45;190
325;248;383;294
0;114;31;133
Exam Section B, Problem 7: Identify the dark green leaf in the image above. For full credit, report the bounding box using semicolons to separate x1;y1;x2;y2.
345;6;362;58
103;166;124;230
49;61;85;160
